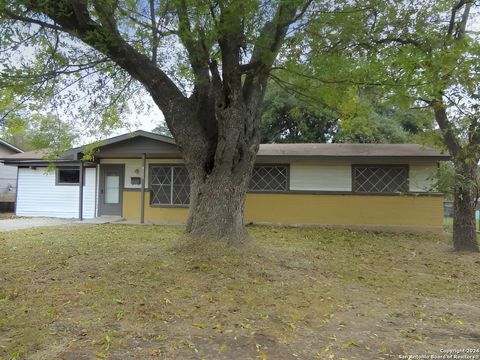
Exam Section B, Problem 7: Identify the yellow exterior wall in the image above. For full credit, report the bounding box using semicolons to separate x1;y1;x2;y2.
123;191;189;223
244;193;443;231
122;191;444;231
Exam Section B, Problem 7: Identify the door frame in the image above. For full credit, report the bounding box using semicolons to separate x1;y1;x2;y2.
98;164;125;217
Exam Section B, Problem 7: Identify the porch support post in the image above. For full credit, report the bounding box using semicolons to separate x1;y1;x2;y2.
140;153;146;224
79;161;84;221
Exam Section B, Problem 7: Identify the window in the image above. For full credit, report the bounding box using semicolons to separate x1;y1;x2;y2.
150;166;190;205
249;165;288;192
352;165;408;193
57;168;80;185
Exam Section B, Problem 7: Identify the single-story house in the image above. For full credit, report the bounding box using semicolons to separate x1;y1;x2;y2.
1;130;450;231
0;139;23;211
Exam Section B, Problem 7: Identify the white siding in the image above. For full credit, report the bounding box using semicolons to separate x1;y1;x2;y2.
409;163;437;192
16;167;96;218
290;162;352;191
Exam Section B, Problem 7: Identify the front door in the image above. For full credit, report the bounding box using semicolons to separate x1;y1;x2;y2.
99;164;124;216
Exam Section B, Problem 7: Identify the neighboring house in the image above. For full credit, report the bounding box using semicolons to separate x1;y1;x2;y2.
0;139;23;210
1;130;450;231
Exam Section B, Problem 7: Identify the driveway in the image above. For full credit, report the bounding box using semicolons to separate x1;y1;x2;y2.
0;216;125;232
0;217;77;232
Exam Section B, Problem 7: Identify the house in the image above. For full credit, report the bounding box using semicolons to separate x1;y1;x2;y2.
0;139;23;212
0;130;450;231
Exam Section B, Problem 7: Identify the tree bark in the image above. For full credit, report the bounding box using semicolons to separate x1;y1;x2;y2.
186;165;253;244
452;161;479;252
181;102;260;244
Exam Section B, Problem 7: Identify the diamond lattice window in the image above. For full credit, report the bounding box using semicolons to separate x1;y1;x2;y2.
353;165;408;193
151;166;190;205
249;166;288;192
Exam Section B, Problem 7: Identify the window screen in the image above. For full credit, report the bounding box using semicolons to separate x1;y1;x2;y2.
352;165;408;193
150;166;190;205
57;169;80;185
249;165;288;191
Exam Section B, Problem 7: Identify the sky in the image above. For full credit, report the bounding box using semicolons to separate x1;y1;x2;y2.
116;102;163;135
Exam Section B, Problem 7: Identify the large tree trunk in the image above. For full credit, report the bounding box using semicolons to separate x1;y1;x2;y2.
186;163;253;244
452;161;479;252
176;101;260;244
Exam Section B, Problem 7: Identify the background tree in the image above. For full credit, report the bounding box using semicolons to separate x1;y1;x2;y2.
260;78;435;144
260;81;338;143
332;88;435;144
1;113;76;153
152;122;173;138
0;0;313;243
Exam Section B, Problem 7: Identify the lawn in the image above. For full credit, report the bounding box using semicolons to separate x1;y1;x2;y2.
0;225;479;360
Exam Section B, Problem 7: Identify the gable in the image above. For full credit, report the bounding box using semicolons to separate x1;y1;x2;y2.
0;144;18;157
0;140;23;155
93;136;180;158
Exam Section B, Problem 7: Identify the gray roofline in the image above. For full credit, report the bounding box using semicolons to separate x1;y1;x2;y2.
0;139;23;153
63;130;175;159
256;154;450;161
1;159;97;167
1;129;450;163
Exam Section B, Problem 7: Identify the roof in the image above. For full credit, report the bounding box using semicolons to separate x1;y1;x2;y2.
0;130;450;164
257;143;449;158
63;130;175;158
0;139;23;153
1;149;48;160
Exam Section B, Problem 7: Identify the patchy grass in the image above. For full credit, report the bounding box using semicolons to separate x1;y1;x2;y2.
0;225;479;360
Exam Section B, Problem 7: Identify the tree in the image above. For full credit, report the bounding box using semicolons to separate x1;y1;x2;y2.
286;0;480;251
260;81;338;143
367;0;480;251
260;79;434;145
0;0;312;243
434;161;479;204
1;113;76;153
152;122;173;138
332;88;435;144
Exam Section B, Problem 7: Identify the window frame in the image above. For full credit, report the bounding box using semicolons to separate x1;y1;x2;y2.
248;164;290;193
351;164;409;194
149;164;190;207
55;167;84;186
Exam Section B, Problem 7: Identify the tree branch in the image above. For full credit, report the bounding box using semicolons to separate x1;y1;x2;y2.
429;99;462;157
242;0;303;108
149;0;159;63
448;0;467;37
4;9;65;32
455;1;472;40
175;0;210;91
20;1;188;112
373;36;422;47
